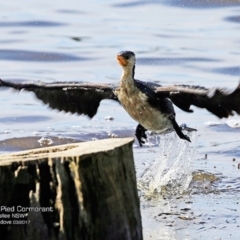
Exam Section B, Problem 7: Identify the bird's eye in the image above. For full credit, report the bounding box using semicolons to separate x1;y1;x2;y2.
124;55;130;60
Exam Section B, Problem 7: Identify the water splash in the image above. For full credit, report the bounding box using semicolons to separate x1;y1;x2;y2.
138;131;196;197
38;136;54;146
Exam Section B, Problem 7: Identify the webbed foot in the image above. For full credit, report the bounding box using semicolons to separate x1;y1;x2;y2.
135;124;147;147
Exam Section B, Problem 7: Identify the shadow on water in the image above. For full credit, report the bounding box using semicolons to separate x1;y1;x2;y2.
0;20;65;27
113;0;240;8
0;49;88;62
190;171;240;195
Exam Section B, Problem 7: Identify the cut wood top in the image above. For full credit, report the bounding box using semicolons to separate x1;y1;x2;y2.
0;137;134;166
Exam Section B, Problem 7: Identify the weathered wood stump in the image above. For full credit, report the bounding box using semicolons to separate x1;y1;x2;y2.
0;138;142;240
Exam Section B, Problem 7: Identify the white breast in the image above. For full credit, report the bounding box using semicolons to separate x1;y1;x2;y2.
115;83;172;132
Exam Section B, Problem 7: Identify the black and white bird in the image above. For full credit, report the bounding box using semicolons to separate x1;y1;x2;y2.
1;51;240;146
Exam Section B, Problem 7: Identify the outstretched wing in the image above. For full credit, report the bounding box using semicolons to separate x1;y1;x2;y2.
154;83;240;118
0;79;118;118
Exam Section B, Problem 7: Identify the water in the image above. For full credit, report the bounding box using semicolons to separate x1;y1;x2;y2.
0;0;240;239
139;131;196;196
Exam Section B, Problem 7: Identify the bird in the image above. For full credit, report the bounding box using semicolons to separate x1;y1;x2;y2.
0;50;240;147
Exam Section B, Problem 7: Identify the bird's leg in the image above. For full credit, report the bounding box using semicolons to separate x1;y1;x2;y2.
169;116;191;142
135;124;147;147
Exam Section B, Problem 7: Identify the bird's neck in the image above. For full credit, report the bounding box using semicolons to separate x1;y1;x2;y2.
120;65;135;86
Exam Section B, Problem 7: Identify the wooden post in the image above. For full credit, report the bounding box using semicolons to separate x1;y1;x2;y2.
0;138;142;240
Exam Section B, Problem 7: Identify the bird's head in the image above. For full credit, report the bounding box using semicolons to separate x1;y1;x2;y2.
117;51;136;69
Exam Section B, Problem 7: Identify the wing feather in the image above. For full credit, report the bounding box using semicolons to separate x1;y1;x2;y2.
0;79;118;118
154;83;240;118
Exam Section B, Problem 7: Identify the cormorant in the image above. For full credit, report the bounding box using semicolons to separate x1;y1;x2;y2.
1;51;240;146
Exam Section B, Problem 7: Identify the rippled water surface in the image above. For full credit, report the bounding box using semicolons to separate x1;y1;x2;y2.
0;0;240;239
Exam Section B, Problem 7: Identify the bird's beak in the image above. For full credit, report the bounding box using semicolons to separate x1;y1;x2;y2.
117;55;128;66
